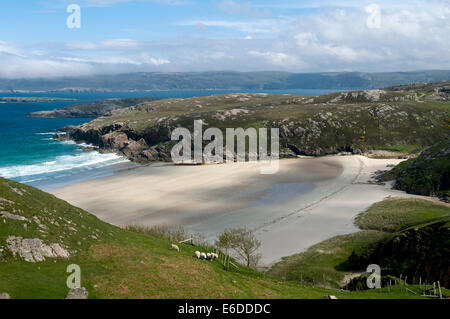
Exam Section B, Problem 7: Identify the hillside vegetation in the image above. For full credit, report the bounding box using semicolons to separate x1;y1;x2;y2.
55;86;450;162
1;177;425;299
27;97;155;118
380;141;450;201
269;197;450;290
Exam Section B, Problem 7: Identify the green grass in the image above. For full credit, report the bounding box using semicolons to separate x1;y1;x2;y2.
268;231;391;288
355;197;450;232
378;144;421;154
1;177;428;299
269;197;450;290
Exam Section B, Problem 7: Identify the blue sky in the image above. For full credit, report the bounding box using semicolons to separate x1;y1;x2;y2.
0;0;449;78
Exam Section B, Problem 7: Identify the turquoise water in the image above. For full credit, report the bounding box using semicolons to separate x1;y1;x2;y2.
0;89;340;189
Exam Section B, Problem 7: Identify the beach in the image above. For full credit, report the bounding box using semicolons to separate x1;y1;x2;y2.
51;156;432;265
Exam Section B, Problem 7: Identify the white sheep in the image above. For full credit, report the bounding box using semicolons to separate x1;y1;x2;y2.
200;252;207;260
211;253;219;260
194;251;201;259
206;253;212;260
170;244;179;252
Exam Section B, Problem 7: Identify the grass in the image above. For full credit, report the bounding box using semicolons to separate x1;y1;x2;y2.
268;197;450;290
1;177;429;299
355;197;450;232
268;231;391;288
378;144;421;154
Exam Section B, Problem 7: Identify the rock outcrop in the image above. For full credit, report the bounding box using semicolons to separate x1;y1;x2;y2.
382;140;450;201
55;123;172;162
0;293;10;299
65;288;88;299
6;236;70;263
346;221;450;288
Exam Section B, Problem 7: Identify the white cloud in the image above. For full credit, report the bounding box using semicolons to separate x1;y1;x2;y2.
248;50;301;67
67;38;140;50
1;0;449;77
182;19;280;34
70;0;188;7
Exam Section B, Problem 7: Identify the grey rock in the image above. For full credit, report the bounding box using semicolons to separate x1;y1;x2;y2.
65;287;88;299
6;236;70;263
0;292;11;299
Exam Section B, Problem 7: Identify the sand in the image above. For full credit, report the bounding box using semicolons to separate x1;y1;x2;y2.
51;156;435;266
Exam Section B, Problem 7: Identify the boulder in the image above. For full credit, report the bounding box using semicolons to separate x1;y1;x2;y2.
0;292;10;299
65;287;88;299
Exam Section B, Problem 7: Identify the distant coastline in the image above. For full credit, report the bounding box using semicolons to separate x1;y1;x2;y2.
0;97;77;102
1;69;449;93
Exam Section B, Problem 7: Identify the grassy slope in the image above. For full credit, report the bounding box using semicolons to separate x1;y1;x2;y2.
0;177;422;299
355;197;450;232
268;197;450;291
383;141;450;200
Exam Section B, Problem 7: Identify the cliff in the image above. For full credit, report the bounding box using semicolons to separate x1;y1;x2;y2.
54;87;450;163
27;97;155;118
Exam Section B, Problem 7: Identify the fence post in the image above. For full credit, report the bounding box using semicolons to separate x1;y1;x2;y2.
437;281;442;299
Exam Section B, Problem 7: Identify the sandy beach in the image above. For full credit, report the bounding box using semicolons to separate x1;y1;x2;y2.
51;156;433;266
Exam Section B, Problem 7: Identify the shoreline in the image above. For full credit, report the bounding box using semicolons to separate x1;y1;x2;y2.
50;155;444;266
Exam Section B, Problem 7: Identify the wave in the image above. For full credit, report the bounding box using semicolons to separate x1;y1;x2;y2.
36;132;58;135
0;151;129;180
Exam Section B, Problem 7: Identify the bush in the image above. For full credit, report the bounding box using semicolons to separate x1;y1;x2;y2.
216;227;261;269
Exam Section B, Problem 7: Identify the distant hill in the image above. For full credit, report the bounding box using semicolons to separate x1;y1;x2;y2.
1;70;450;92
27;97;156;118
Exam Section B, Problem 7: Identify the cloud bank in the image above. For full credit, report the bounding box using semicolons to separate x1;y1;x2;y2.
0;0;449;78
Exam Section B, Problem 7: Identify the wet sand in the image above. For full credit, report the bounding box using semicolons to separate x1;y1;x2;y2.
51;156;429;265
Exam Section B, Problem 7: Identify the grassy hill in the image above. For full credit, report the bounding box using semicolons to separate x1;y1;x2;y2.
27;98;155;118
268;197;450;291
380;141;450;201
0;178;433;299
55;87;450;162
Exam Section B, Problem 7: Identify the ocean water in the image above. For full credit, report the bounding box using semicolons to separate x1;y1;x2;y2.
0;89;340;190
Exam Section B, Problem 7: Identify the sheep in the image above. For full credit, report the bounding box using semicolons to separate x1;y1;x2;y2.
194;251;201;259
170;244;180;252
206;253;212;260
200;252;207;260
209;253;218;260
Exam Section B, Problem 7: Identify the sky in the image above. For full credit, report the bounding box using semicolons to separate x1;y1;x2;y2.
0;0;449;78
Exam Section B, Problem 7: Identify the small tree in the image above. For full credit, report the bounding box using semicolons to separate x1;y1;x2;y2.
215;227;261;268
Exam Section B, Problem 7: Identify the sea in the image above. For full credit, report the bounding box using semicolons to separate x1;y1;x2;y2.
0;89;340;190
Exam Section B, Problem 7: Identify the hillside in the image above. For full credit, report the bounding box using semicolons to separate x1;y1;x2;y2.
1;177;424;299
54;87;450;162
269;197;450;290
1;70;450;92
27;97;155;118
380;141;450;201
